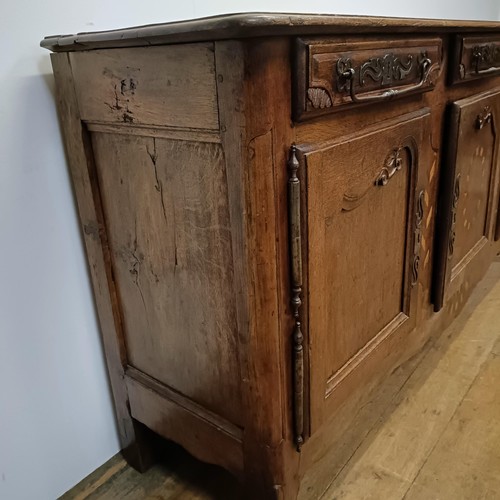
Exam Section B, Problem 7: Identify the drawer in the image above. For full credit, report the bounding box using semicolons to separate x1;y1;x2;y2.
293;37;442;121
449;34;500;84
432;88;500;311
301;109;430;429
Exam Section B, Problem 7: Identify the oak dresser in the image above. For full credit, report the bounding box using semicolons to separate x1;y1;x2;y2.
42;13;500;499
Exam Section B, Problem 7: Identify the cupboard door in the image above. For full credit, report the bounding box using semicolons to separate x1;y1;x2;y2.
302;109;430;430
433;89;500;312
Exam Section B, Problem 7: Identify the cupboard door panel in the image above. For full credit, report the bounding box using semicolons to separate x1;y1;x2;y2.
303;110;429;430
433;89;500;311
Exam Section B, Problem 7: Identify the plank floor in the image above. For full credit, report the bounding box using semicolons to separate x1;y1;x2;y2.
62;261;500;500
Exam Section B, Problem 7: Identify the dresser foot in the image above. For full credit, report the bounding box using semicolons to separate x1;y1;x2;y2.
120;419;157;473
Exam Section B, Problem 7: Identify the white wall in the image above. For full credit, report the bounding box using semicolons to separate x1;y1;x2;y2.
1;1;498;499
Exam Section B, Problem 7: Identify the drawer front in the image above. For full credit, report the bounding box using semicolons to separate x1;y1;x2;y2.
293;37;441;121
303;109;430;429
450;35;500;84
433;89;500;311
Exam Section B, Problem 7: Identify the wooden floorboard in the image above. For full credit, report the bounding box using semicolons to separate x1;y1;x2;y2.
322;261;500;500
60;441;241;499
62;262;500;500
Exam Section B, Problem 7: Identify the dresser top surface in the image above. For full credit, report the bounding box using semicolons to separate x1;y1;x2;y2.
41;12;500;52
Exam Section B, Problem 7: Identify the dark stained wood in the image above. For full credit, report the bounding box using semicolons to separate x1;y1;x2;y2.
41;13;500;52
432;102;461;312
46;15;500;500
293;36;442;120
449;34;500;84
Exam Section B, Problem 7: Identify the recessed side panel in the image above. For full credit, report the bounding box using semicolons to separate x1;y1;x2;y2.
90;132;242;426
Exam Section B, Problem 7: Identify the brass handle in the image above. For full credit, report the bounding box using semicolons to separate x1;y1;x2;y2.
337;53;433;104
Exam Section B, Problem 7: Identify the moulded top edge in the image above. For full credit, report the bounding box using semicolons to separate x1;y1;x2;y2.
40;12;500;52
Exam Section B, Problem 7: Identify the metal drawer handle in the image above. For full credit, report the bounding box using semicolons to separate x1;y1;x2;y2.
336;52;433;104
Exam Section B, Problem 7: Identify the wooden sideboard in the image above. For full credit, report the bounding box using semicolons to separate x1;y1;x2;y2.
42;14;500;499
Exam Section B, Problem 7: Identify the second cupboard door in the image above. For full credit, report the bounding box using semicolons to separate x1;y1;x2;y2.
433;89;500;311
302;109;430;430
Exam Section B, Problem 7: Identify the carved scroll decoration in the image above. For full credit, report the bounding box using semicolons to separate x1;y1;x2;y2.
288;145;304;452
340;146;407;212
448;174;461;258
412;190;425;286
375;148;404;186
360;53;414;85
336;53;414;92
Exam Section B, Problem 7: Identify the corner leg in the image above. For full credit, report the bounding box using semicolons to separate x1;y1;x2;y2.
120;418;157;473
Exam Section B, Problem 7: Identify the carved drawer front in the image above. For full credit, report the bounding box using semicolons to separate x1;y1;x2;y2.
302;109;430;430
293;37;441;120
450;34;500;84
433;89;500;311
